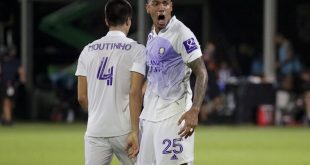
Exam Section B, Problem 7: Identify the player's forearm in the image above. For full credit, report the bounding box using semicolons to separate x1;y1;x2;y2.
77;76;88;112
78;96;88;112
129;90;142;133
190;58;208;112
192;73;208;110
79;99;88;112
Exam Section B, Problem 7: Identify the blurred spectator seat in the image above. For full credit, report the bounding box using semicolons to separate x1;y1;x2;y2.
225;79;276;124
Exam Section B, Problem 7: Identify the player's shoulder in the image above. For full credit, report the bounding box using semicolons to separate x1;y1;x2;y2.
81;37;103;52
127;38;146;51
172;17;194;36
89;36;104;45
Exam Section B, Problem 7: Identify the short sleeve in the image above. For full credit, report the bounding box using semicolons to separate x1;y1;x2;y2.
75;46;88;76
130;44;146;76
177;28;202;64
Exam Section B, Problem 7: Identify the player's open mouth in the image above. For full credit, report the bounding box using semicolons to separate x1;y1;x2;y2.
158;15;165;20
158;15;165;25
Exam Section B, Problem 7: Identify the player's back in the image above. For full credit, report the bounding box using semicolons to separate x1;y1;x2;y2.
79;31;145;137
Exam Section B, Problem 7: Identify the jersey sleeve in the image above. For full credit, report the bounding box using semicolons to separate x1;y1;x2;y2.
131;44;146;76
177;27;202;64
75;46;88;76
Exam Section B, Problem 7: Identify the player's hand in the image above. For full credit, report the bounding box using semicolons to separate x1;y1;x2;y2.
125;131;139;158
178;107;200;139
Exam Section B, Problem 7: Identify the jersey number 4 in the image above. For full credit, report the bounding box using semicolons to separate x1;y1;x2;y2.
97;57;113;86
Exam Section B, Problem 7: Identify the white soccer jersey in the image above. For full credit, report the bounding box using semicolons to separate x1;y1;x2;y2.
140;16;202;121
75;31;146;137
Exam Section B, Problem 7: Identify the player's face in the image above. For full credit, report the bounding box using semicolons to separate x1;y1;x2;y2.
146;0;173;32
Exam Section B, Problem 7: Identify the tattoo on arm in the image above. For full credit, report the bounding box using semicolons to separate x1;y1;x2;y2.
188;57;208;109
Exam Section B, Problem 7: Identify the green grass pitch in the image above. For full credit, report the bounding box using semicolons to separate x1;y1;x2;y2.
0;123;310;165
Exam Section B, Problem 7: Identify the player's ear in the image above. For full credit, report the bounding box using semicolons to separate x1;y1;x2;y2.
105;18;109;27
126;17;131;27
145;4;150;14
169;0;173;12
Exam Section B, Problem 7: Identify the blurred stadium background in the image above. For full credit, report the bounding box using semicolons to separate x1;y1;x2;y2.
1;0;310;164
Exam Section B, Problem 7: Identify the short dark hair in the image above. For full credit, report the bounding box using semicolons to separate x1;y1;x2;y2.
105;0;132;26
145;0;173;4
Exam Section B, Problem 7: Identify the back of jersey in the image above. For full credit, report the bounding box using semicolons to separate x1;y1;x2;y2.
76;31;145;137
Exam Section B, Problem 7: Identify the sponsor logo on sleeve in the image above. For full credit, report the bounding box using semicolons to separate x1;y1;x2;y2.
183;38;198;54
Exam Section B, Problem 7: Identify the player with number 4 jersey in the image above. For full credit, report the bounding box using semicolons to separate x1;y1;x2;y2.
76;0;145;164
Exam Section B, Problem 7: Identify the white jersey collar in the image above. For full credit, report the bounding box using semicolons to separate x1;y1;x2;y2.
106;31;126;37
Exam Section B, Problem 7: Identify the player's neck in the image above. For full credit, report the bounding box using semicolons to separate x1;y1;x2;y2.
109;26;128;36
154;16;172;34
155;27;161;34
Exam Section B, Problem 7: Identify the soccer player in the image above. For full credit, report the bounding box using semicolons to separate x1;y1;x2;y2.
75;0;145;164
137;0;208;164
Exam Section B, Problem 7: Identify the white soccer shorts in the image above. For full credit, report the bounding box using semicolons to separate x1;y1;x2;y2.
136;112;194;165
85;134;134;165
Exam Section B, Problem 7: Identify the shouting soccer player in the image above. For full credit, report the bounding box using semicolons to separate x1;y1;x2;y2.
137;0;208;164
